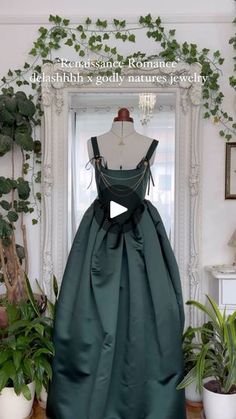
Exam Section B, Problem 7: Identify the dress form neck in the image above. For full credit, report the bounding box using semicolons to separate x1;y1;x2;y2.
111;121;135;139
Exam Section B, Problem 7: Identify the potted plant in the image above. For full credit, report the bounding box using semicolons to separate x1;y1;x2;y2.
177;295;236;419
0;296;54;419
34;275;59;409
182;326;203;407
0;88;41;325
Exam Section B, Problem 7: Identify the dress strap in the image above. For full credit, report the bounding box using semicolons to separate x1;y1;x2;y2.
145;139;159;162
143;139;159;195
91;136;101;159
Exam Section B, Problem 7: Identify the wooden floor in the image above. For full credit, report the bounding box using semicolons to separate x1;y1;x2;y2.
32;401;202;418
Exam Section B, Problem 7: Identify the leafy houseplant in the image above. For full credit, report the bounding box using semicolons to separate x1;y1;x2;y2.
0;297;54;419
182;326;202;405
177;295;236;419
0;89;41;310
33;274;59;409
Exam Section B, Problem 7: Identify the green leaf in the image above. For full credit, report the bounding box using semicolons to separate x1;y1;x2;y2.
7;211;18;223
3;360;16;380
0;351;11;365
128;34;135;42
32;219;38;225
6;303;20;324
62;19;70;26
15;132;34;151
22;358;33;380
0;200;11;211
36;192;41;202
17;99;36;118
16;178;30;200
33;348;51;357
213;50;220;58
13;367;25;395
85;17;92;25
0;370;9;391
13;351;22;370
38;27;48;37
0;134;12;156
186;300;221;334
21;384;32;400
24;272;40;317
76;25;83;32
0;177;13;194
15;121;32;136
196;342;210;392
29;48;37;56
35;378;42;398
0;218;13;238
176;365;197;389
0;109;15;125
65;38;73;46
39;357;52;380
53;275;59;298
5;96;17;112
33;323;44;336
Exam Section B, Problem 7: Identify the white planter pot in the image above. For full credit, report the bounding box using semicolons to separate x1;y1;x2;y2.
185;380;202;403
203;384;236;419
37;386;48;409
0;381;35;419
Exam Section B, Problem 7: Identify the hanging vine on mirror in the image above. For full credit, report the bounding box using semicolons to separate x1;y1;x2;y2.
0;13;235;248
0;14;235;141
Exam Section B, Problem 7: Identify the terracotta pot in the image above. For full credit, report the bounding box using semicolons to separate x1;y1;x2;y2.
203;380;236;419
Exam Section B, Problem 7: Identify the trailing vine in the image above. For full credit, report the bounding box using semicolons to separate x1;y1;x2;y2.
0;13;235;140
0;13;235;243
229;17;236;91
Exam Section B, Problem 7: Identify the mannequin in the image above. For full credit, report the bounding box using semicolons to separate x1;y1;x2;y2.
47;111;186;419
87;108;157;170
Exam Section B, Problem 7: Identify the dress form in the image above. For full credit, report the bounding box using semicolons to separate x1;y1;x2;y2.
87;108;157;170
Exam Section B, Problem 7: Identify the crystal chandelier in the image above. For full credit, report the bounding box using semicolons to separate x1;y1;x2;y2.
139;93;156;125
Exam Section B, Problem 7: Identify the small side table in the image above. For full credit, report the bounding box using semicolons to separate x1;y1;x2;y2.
205;265;236;315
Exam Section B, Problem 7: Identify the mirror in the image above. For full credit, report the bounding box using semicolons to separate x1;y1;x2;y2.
41;61;202;326
67;92;175;250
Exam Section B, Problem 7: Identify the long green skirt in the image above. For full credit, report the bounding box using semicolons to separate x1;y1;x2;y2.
46;199;186;419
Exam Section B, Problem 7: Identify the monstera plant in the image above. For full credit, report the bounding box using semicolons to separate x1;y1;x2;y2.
0;88;41;307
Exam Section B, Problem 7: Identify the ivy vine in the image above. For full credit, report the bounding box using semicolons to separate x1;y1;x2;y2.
1;14;236;141
0;14;235;240
1;13;236;140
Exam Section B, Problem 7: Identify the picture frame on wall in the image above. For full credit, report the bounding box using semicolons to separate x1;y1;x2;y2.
225;142;236;199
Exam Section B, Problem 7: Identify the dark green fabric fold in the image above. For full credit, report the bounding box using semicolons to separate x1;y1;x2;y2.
46;199;186;419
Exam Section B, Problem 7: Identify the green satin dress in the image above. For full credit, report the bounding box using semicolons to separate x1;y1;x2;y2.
46;136;186;419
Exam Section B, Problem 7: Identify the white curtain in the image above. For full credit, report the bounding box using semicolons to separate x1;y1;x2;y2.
68;95;175;251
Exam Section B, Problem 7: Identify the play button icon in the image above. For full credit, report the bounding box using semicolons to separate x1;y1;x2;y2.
93;182;145;232
110;201;128;219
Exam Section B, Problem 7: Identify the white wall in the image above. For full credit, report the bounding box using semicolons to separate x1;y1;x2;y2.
0;0;235;296
0;0;234;18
